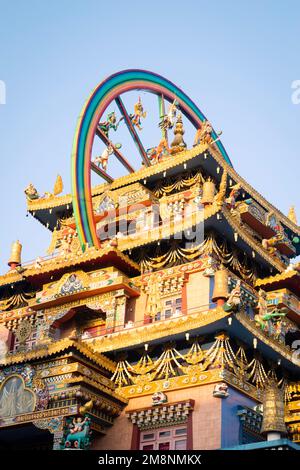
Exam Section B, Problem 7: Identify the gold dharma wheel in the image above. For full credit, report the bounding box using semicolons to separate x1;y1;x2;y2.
15;320;32;344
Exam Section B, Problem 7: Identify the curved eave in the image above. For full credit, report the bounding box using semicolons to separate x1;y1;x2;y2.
208;146;300;240
234;312;300;374
255;270;300;296
221;207;286;273
89;308;300;375
0;338;116;373
89;307;229;353
0;248;140;289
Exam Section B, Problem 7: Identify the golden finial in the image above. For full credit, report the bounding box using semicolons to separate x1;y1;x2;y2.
53;175;63;196
79;400;93;415
288;205;298;225
8;240;22;267
170;113;187;154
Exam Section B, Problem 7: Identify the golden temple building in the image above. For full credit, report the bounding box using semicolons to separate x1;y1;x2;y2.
0;70;300;451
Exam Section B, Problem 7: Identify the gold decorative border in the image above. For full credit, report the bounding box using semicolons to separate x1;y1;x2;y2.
117;367;261;402
60;375;127;404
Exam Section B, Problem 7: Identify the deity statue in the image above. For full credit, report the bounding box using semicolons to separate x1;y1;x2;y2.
193;120;213;146
225;183;241;210
254;289;287;336
24;183;39;201
61;415;92;450
70;416;89;434
94;144;114;171
254;289;269;330
130;97;146;130
223;280;242;312
145;273;162;318
157;138;169;161
148;138;170;164
99;111;123;137
159;99;178;131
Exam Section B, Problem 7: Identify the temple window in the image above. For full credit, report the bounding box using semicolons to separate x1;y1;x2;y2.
155;297;182;321
12;328;38;352
139;425;187;450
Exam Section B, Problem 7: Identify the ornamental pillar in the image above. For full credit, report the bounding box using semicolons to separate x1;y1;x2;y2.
33;416;65;450
115;292;128;330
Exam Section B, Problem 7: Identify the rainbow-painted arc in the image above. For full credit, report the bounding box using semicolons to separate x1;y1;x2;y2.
71;69;233;251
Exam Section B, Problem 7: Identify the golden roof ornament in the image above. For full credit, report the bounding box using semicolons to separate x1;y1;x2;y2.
79;399;94;415
287;205;298;225
170;113;187;154
24;183;39;201
8;240;22;267
53;174;64;196
261;378;287;439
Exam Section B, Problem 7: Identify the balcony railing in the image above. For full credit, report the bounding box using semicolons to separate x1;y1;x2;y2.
82;302;216;340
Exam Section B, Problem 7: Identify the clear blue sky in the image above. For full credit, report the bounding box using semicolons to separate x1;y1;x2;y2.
0;0;299;270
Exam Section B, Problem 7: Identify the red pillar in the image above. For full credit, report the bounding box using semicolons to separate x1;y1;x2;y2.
130;424;140;450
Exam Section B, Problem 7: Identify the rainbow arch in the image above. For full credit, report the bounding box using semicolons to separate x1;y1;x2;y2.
71;69;233;250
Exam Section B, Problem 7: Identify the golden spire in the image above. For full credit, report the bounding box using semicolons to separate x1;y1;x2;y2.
288;205;298;225
170;113;187;154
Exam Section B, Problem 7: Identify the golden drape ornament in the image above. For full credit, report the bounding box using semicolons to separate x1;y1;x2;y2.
135;233;257;282
153;170;205;197
111;334;277;391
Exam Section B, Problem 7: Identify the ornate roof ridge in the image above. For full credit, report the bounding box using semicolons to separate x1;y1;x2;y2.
26;144;208;212
91;306;227;353
209;147;300;235
0;337;116;371
27;144;299;240
255;269;300;287
222;206;286;272
0;247;140;286
236;311;297;364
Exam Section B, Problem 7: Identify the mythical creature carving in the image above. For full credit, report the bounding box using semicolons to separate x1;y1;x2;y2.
60;415;92;450
24;183;39;201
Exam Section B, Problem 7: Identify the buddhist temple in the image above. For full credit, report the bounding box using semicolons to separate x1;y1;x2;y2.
0;69;300;451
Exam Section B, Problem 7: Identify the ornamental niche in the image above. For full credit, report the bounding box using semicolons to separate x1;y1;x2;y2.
0;365;49;422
